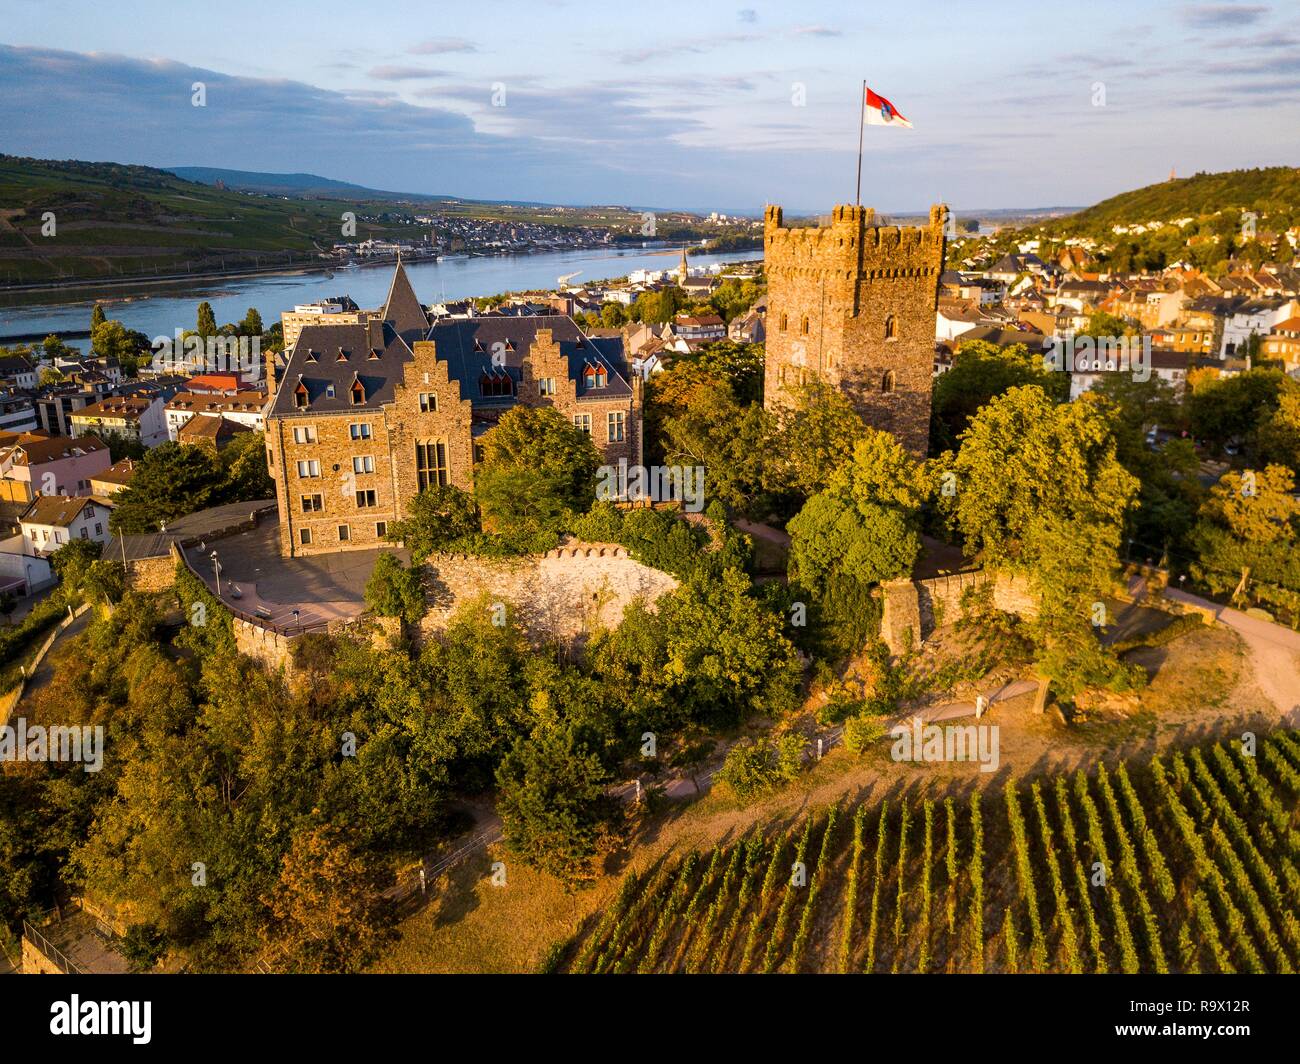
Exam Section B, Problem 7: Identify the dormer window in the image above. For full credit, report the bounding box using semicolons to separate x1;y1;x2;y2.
306;349;318;363
583;363;608;390
473;338;486;353
336;348;349;362
477;369;513;397
294;380;309;409
350;377;366;405
369;348;381;360
326;384;336;399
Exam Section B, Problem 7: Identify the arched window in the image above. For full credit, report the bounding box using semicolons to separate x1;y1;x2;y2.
780;313;789;332
884;315;897;340
881;370;896;394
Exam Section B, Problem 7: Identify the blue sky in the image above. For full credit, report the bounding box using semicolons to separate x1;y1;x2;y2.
1;0;1297;213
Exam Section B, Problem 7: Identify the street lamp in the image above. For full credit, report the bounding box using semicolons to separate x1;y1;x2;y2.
210;550;221;595
291;608;300;631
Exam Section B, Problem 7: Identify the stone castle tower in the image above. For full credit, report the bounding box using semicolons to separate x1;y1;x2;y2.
762;202;948;457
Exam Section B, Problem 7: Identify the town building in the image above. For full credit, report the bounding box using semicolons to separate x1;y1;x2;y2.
1067;347;1191;400
280;297;369;352
164;391;267;441
178;414;251;452
0;432;111;501
0;354;38;390
18;495;112;557
69;396;166;447
1262;316;1300;371
88;458;138;496
35;388;97;436
265;262;643;558
673;313;726;341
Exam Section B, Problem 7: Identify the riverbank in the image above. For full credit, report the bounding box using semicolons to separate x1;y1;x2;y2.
0;245;760;344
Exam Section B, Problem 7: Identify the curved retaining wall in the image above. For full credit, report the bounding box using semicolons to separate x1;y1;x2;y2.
420;541;677;641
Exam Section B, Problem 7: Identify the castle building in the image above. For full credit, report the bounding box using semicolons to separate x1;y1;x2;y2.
265;262;643;557
762;203;949;457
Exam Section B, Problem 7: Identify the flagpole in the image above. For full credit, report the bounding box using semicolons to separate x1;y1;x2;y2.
855;79;866;206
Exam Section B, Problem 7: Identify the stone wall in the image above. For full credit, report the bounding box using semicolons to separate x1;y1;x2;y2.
418;542;677;642
21;934;62;974
233;617;298;672
881;569;1038;655
126;555;176;593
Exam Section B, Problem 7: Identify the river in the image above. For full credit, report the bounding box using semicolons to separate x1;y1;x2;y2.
0;245;758;344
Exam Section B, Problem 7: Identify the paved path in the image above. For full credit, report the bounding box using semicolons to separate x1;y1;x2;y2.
899;677;1040;724
14;607;93;713
1164;587;1300;717
733;518;790;547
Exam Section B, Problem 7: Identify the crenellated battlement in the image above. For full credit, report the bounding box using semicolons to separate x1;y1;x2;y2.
765;202;948;277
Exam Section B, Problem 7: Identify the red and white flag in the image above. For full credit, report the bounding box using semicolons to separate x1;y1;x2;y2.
864;86;911;128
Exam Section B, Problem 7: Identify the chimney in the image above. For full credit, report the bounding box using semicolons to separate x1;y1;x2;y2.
265;350;277;392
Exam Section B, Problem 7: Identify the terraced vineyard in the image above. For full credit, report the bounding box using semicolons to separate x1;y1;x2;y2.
563;731;1300;974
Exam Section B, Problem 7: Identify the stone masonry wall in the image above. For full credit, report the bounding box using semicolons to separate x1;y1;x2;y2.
418;542;677;642
125;555;177;593
881;569;1038;655
233;617;298;672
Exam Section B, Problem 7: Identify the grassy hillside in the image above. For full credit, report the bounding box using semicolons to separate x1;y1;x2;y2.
0;156;659;287
1045;166;1300;236
0;154;436;285
165;166;428;200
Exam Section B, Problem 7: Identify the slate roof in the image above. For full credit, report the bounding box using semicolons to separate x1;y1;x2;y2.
426;316;632;402
271;265;633;419
272;319;411;417
380;260;430;342
0;355;35;377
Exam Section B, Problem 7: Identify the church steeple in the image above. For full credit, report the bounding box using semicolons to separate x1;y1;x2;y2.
678;246;689;284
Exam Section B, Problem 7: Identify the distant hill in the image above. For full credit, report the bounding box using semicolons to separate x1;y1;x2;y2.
1043;166;1300;235
0;154;438;287
166;166;559;210
165;166;417;200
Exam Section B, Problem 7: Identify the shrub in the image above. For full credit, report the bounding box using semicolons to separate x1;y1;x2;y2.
121;922;167;973
364;554;425;625
717;734;805;800
843;714;888;753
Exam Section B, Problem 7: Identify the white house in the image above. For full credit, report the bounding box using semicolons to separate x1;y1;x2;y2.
164;391;266;441
1220;298;1300;359
19;495;112;557
936;302;984;342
